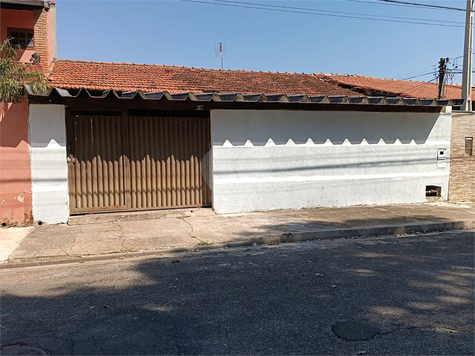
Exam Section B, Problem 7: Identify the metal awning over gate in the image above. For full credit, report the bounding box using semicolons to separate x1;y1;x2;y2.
25;86;463;107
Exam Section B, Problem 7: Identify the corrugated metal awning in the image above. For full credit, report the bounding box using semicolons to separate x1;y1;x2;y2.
25;86;461;107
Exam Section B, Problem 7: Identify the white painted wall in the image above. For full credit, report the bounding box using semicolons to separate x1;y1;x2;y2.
211;109;451;213
29;104;69;224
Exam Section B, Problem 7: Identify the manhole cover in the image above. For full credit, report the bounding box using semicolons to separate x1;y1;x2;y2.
332;321;380;341
1;344;49;355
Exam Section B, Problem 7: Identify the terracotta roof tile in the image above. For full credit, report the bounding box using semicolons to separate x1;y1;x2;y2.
324;74;473;100
48;60;361;96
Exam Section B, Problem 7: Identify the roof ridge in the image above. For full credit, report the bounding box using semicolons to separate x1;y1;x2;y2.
55;59;315;76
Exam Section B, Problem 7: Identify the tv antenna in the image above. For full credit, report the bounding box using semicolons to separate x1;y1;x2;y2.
215;42;226;70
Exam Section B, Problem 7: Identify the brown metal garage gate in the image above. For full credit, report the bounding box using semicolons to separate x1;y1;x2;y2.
66;112;211;214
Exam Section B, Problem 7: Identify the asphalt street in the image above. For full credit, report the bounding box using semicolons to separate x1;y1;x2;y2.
1;231;474;355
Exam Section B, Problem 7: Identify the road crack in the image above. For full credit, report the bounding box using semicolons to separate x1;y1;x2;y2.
65;226;81;257
181;216;210;245
111;222;128;253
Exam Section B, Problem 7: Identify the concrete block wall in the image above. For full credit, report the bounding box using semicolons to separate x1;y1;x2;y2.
211;109;451;214
29;104;69;224
449;112;475;202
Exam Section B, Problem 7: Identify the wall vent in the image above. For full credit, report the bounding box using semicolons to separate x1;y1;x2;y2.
426;185;441;198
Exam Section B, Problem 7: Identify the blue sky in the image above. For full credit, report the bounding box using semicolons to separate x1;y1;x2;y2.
56;0;469;83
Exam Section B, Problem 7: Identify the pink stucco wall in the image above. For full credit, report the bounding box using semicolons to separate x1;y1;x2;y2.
1;9;36;63
0;101;33;226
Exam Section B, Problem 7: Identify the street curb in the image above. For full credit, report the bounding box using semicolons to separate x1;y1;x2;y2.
1;220;474;269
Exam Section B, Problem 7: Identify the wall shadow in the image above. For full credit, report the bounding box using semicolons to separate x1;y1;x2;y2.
226;214;466;238
212;112;442;147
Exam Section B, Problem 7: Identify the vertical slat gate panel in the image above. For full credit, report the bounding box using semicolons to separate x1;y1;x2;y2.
95;117;102;208
139;118;146;208
175;118;181;206
180;118;186;206
196;117;202;205
203;117;211;205
158;118;165;207
68;113;210;214
119;113;126;208
164;118;170;207
197;118;203;205
79;118;87;209
130;118;137;209
104;117;111;207
85;117;93;208
68;115;125;213
145;118;151;208
162;118;169;207
191;118;198;205
128;116;210;210
172;118;177;206
74;118;83;209
189;118;195;206
184;118;191;206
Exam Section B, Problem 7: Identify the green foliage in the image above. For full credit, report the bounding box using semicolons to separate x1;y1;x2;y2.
0;38;49;103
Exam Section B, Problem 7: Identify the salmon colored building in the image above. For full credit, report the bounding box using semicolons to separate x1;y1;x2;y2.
0;0;57;225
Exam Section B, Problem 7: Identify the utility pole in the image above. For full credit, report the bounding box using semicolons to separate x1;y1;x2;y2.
438;58;448;99
461;0;474;111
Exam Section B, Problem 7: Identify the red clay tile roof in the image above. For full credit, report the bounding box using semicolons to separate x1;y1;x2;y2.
48;60;362;96
324;74;472;100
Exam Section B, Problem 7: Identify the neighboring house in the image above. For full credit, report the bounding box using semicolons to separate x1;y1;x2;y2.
1;0;57;74
323;74;475;203
321;74;472;100
0;0;57;226
449;112;475;202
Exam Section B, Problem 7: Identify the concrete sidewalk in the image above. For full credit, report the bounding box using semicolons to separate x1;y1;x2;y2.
1;201;474;267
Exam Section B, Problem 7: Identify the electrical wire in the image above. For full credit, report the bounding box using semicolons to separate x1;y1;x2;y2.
179;0;464;28
346;0;468;12
214;0;462;24
376;0;466;12
393;65;436;79
400;71;436;80
394;52;475;80
402;76;438;96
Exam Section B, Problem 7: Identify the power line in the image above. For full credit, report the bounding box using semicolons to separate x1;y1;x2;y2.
393;65;436;79
179;0;464;28
402;76;439;96
215;0;462;24
400;71;436;80
394;52;475;81
347;0;468;12
376;0;466;12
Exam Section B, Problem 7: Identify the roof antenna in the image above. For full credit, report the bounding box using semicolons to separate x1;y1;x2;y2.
215;42;226;70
